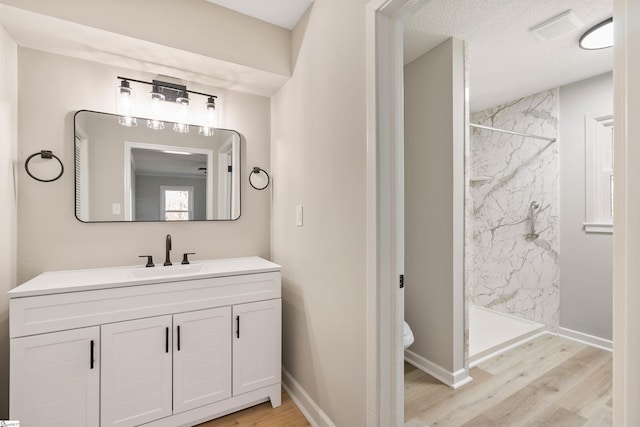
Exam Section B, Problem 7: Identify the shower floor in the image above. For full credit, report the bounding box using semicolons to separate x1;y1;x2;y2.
469;304;545;365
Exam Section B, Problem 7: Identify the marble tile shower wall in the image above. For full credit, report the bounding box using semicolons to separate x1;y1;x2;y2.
468;89;559;328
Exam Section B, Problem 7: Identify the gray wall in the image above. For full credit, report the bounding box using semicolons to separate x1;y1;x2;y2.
135;175;207;221
404;38;466;373
559;72;613;340
0;24;18;419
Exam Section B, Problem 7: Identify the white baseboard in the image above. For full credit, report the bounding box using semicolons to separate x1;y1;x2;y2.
558;327;613;351
281;368;336;427
404;349;472;389
469;330;548;368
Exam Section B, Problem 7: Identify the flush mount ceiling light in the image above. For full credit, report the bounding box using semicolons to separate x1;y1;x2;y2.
115;77;218;135
579;17;613;50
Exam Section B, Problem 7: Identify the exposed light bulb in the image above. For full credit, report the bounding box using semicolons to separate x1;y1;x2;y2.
116;80;137;127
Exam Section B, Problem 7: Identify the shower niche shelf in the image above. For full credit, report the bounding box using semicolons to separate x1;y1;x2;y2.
469;175;492;184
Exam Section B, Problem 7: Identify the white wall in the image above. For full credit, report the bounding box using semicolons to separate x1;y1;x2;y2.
0;0;290;77
559;72;613;340
17;48;271;284
404;38;466;375
271;1;368;425
0;24;17;419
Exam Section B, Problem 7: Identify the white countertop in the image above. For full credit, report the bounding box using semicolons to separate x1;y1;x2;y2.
9;256;281;298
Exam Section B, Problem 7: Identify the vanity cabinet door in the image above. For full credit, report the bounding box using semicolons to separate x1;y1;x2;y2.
173;307;232;413
10;326;100;427
101;315;173;427
232;299;281;396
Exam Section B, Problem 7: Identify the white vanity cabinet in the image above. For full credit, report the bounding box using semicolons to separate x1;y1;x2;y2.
10;327;100;427
232;300;282;396
172;307;232;414
101;315;174;427
9;257;282;427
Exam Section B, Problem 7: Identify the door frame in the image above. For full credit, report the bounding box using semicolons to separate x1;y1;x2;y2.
365;0;430;425
366;0;638;425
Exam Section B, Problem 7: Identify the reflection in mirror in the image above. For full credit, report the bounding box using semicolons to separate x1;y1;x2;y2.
74;110;240;222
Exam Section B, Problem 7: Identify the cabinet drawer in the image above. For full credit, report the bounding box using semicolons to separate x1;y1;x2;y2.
11;272;281;338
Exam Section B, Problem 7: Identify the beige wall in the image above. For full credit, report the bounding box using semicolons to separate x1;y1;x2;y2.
17;48;271;284
0;0;291;77
404;38;466;373
0;24;17;419
271;1;368;425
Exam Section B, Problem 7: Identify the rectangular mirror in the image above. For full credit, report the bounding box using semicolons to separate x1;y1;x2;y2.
74;110;240;222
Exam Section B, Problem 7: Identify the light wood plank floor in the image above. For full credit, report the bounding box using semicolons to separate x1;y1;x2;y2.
405;334;612;427
195;388;310;426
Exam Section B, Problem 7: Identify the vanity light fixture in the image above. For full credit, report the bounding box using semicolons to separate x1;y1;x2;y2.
579;17;613;50
115;76;218;134
116;80;137;127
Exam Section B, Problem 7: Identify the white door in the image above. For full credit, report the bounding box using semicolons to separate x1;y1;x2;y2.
101;316;173;427
232;299;281;395
10;326;100;427
173;307;232;413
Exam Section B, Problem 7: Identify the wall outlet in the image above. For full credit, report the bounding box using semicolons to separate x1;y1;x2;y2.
296;205;303;226
112;203;121;215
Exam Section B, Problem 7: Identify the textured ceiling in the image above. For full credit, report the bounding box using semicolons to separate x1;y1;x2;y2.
404;0;613;112
204;0;313;29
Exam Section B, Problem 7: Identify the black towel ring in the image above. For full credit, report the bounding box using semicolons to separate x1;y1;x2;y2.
249;167;270;190
25;150;64;183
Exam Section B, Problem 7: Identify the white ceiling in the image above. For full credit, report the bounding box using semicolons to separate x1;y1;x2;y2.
204;0;313;30
404;0;613;112
132;149;207;178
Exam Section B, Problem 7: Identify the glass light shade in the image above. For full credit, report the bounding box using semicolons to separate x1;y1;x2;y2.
147;119;165;130
173;123;190;133
579;18;613;50
173;96;190;133
199;126;215;136
147;89;165;130
116;81;137;127
199;98;217;136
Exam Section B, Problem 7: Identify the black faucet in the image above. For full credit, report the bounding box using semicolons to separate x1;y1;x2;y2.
164;234;172;266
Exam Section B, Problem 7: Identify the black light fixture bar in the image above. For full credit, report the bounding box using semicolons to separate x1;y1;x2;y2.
117;76;217;102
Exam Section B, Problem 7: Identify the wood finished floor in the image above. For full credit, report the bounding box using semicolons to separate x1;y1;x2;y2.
405;334;612;427
195;388;310;427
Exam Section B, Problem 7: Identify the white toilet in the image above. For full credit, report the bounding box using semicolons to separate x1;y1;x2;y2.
403;321;414;349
